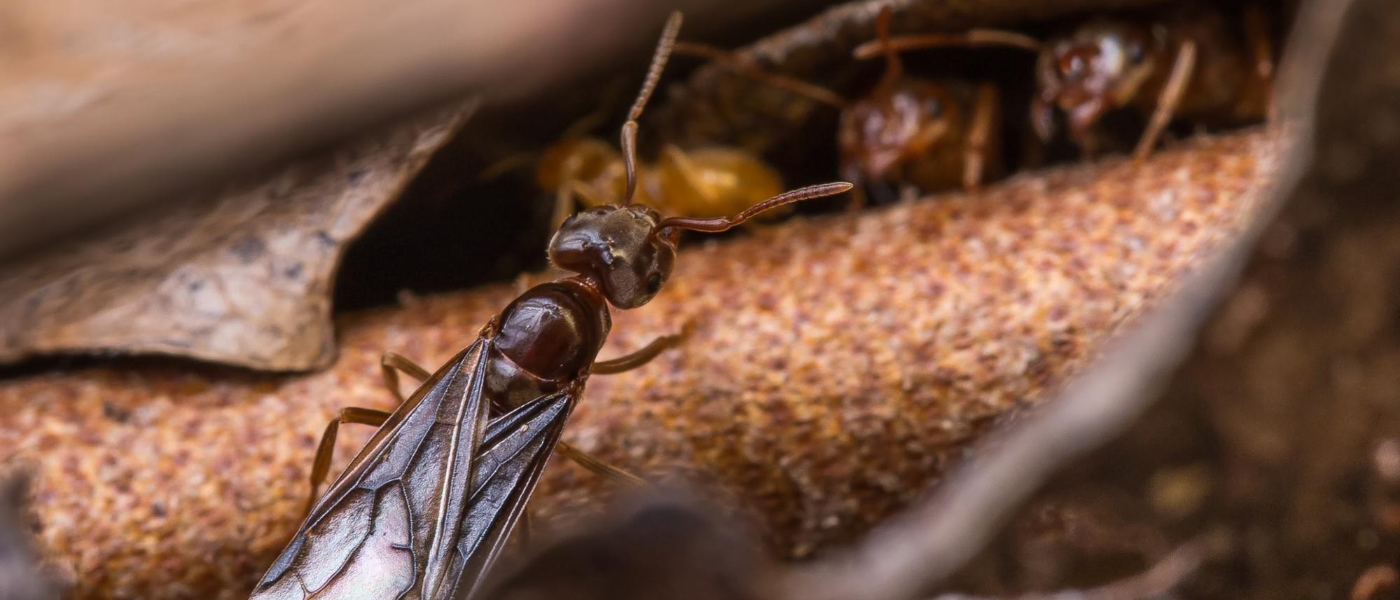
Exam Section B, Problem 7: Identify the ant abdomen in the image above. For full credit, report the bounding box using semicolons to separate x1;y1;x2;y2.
653;146;785;219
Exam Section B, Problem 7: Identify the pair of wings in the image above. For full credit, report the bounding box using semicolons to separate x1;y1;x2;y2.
252;338;576;600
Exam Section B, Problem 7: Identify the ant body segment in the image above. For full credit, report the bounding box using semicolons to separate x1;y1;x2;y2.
856;5;1275;160
675;6;1004;206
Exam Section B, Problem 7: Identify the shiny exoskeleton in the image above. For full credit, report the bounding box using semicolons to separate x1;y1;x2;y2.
677;6;1001;205
838;6;1001;198
860;5;1275;160
250;12;850;600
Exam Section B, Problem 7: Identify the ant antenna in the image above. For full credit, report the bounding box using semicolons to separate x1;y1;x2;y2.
658;182;853;233
671;42;849;109
852;27;1041;60
622;11;683;206
873;6;903;94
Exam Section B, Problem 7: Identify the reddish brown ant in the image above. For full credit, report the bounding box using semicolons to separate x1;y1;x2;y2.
487;43;807;228
251;12;851;600
481;60;798;228
674;6;1004;205
855;5;1275;160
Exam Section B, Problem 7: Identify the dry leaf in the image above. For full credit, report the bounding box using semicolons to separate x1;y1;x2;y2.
0;100;476;371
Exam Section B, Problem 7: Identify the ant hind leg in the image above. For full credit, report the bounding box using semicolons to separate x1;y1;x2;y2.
305;407;392;516
303;352;432;515
381;352;432;404
1134;40;1197;162
964;83;1000;191
555;442;645;486
592;324;692;375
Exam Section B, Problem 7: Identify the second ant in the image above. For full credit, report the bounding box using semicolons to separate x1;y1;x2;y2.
855;4;1276;160
675;6;1011;206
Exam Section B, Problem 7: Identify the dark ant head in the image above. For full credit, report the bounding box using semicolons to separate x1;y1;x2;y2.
1038;19;1160;137
549;182;853;310
549;205;677;309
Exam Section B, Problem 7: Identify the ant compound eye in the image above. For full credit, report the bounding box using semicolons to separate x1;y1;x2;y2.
647;272;662;295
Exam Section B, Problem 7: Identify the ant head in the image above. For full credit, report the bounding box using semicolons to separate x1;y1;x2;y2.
550;181;854;310
840;79;956;181
547;11;854;309
1039;20;1160;136
549;205;677;309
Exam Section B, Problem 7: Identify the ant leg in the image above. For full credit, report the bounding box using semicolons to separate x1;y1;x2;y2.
853;28;1042;60
306;407;392;515
592;324;691;375
964;83;999;191
563;79;630;139
846;186;870;210
1242;2;1276;121
380;352;432;404
302;351;435;514
1134;40;1197;162
551;181;616;231
476;153;537;182
839;161;869;211
671;42;847;108
550;186;576;233
563;327;698;486
555;441;645;486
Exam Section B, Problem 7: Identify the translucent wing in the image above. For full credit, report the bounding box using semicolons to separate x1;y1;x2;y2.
441;390;576;600
252;339;492;600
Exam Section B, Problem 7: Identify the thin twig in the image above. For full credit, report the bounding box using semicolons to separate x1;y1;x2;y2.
931;538;1209;600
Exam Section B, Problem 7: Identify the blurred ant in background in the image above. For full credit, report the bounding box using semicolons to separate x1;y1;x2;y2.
484;46;794;229
676;6;1008;207
856;4;1276;160
532;121;788;228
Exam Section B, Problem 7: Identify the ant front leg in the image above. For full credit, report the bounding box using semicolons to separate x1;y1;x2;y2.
963;83;1000;192
306;407;391;515
591;324;691;375
1134;40;1198;162
1242;2;1277;121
